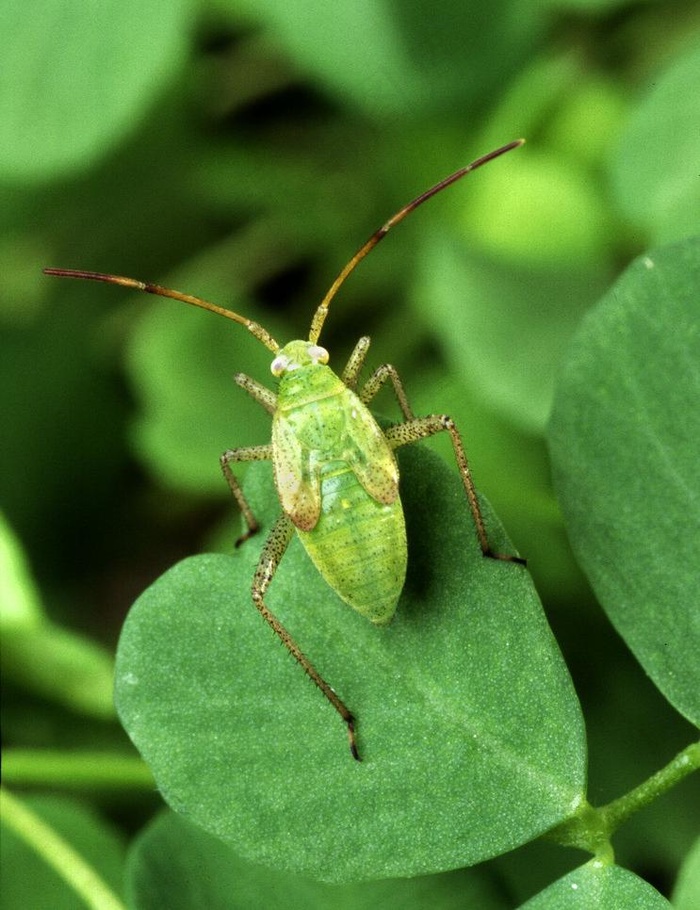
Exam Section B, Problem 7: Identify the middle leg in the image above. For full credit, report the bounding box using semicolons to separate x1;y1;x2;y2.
384;415;525;565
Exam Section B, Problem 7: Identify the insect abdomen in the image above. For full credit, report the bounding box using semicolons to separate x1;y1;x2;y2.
297;461;407;624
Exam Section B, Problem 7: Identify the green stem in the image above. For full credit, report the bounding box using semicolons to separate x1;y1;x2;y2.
0;787;128;910
546;740;700;859
599;740;700;831
2;749;154;791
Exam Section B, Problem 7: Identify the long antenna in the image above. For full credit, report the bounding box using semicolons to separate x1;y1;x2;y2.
42;269;280;353
308;138;525;345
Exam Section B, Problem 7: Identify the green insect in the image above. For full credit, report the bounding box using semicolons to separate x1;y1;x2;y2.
45;139;526;760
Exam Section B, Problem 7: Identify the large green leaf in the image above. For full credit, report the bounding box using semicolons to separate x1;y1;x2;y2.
115;444;584;883
548;238;700;727
127;810;507;909
520;861;671;909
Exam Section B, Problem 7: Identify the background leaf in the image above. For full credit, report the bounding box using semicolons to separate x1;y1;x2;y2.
673;836;700;910
0;794;126;910
127;809;508;909
115;445;585;883
0;514;115;718
219;0;543;116
0;0;194;183
548;238;700;727
0;512;45;628
611;43;700;245
412;236;608;432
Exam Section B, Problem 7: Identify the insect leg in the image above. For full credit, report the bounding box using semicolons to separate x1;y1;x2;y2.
357;362;415;421
343;342;414;419
220;445;273;546
253;515;360;760
384;416;526;565
341;336;371;389
234;372;277;415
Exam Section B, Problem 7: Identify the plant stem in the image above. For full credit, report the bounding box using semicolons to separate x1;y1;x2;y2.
598;740;700;831
545;740;700;858
2;749;154;792
0;787;128;910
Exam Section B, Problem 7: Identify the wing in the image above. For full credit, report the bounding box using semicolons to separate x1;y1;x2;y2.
272;415;322;531
342;396;399;505
272;390;399;528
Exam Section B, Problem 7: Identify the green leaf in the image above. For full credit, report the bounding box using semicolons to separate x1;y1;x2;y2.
127;809;507;909
611;43;700;244
673;835;700;910
0;792;126;910
115;444;584;883
548;237;700;727
520;860;671;908
0;0;193;183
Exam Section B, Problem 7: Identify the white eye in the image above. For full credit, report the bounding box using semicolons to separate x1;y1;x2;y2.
270;355;288;377
308;345;329;364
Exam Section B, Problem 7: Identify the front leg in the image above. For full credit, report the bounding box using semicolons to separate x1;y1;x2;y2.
234;372;277;415
358;362;415;421
341;336;372;389
220;444;273;546
342;337;415;421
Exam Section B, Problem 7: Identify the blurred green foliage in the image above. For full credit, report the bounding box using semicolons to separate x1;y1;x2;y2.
1;0;699;907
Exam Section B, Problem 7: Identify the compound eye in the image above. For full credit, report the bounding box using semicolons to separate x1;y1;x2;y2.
308;345;329;364
270;354;289;377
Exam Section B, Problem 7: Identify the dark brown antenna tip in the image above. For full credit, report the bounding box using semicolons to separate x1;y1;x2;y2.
308;139;525;344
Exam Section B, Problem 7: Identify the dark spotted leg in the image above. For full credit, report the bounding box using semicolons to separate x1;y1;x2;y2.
252;515;360;760
220;444;273;546
343;343;522;563
385;415;526;564
219;371;278;546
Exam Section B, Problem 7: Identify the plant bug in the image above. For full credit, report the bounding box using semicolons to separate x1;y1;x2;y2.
45;139;526;760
